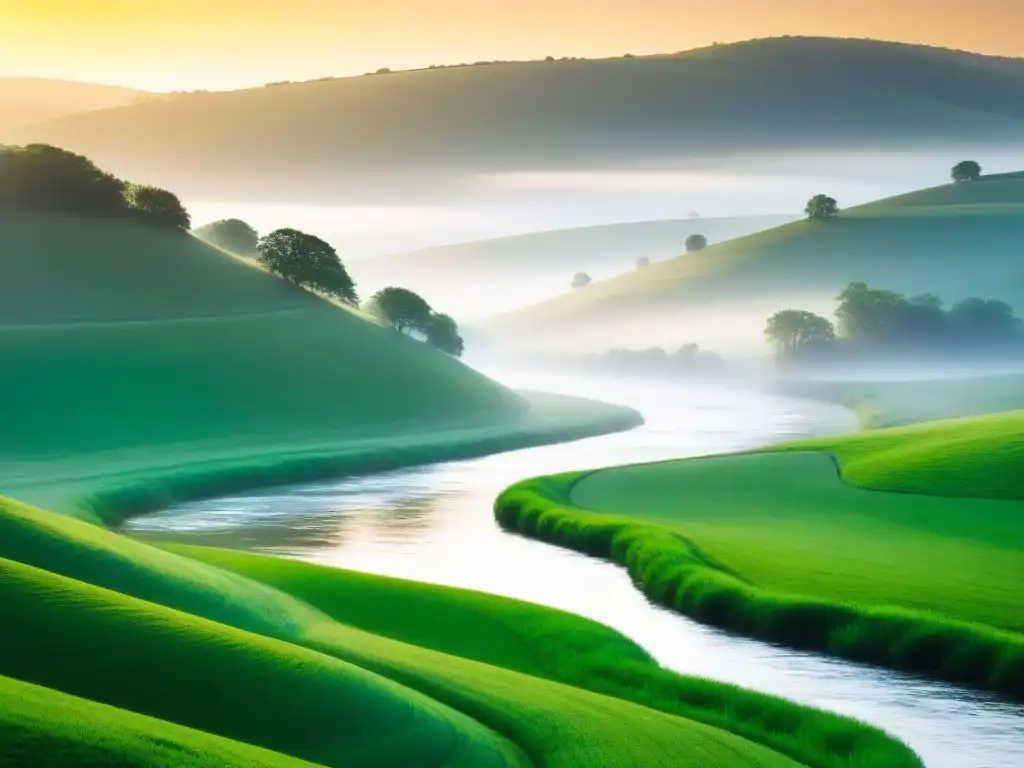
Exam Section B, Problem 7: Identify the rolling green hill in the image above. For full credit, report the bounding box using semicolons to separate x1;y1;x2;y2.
0;490;923;768
496;411;1024;697
15;37;1024;200
0;211;638;521
0;78;141;138
354;215;793;318
484;172;1024;350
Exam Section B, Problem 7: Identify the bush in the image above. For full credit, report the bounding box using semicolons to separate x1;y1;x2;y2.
684;234;707;252
193;219;259;255
805;194;839;220
951;160;982;183
123;184;191;231
636;257;651;269
367;287;433;334
572;272;592;289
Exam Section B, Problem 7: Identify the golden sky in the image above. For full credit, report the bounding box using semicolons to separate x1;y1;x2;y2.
1;0;1022;91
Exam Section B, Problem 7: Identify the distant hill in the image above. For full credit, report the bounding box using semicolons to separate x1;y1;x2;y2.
353;214;794;319
0;78;141;138
15;37;1024;201
481;172;1024;352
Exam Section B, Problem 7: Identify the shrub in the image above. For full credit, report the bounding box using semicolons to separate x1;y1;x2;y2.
193;219;259;255
123;184;191;231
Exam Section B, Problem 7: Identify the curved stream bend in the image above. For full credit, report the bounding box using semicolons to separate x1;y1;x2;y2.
127;370;1024;768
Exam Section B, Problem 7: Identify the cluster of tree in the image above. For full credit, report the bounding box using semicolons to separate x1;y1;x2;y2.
365;286;464;358
0;144;190;231
766;281;1024;362
566;343;725;378
193;218;259;255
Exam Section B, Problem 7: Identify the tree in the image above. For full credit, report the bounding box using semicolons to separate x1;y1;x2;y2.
685;234;707;252
636;256;651;269
0;144;126;217
193;218;259;254
123;184;191;231
951;160;982;183
765;310;835;357
805;194;839;220
425;313;464;357
572;272;592;289
835;282;908;343
948;297;1021;340
367;287;433;334
257;228;357;304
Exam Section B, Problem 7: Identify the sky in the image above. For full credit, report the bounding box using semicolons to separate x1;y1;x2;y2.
2;0;1023;91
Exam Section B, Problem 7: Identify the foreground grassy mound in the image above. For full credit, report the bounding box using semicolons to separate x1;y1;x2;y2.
354;215;793;319
496;414;1024;697
485;172;1024;348
0;493;925;767
0;211;639;521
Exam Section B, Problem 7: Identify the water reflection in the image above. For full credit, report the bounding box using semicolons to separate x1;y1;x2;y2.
127;372;1024;768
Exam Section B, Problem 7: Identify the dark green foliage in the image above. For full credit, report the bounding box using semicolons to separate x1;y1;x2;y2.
0;144;126;217
774;281;1024;360
424;313;464;358
951;160;982;183
257;228;357;304
193;218;259;255
123;183;191;231
572;272;592;289
368;286;433;334
805;194;839;220
764;310;835;357
684;233;707;252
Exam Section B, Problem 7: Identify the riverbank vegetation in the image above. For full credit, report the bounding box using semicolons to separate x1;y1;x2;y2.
496;411;1024;699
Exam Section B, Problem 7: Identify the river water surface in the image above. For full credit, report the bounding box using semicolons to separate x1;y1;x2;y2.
127;370;1024;768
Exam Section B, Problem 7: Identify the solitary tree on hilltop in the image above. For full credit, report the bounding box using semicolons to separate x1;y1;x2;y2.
123;184;191;231
765;309;836;357
685;234;708;252
636;256;651;269
805;194;839;221
572;272;592;289
194;218;259;255
951;160;982;183
257;228;357;304
367;286;433;334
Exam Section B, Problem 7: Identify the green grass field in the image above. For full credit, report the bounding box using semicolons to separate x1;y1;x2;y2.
496;412;1024;697
0;209;923;766
0;492;924;768
0;211;640;522
484;172;1024;349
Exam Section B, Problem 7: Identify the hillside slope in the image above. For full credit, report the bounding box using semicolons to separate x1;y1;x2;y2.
0;78;141;137
15;37;1024;200
484;172;1024;350
354;215;793;319
0;212;637;520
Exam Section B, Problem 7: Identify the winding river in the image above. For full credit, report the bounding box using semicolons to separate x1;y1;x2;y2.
126;370;1024;768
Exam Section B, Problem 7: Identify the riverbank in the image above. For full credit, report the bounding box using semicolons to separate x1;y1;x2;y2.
495;411;1024;700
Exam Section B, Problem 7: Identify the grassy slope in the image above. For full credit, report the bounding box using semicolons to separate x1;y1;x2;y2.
485;172;1024;346
0;492;892;768
353;215;794;318
496;412;1024;697
16;37;1024;198
0;212;642;521
777;372;1024;428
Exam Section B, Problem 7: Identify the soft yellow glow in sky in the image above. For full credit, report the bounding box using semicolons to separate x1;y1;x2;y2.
1;0;1021;90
